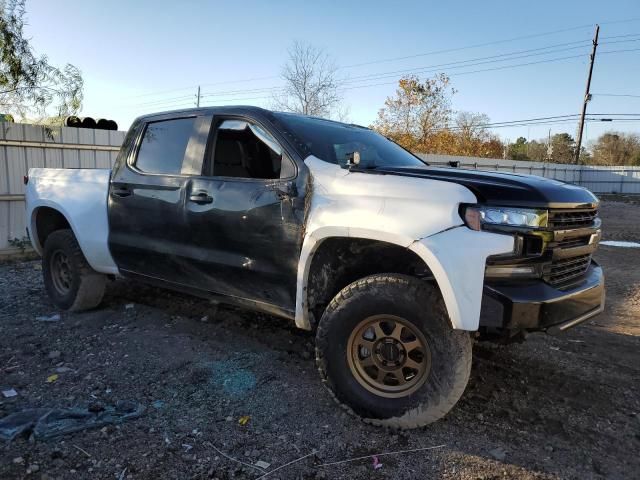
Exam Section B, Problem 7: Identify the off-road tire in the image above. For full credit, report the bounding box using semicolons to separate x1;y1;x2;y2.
42;229;106;311
316;274;472;429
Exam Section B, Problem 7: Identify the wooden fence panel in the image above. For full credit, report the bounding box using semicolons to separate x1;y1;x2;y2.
0;122;123;252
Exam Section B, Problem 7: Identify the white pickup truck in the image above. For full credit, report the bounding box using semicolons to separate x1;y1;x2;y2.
25;106;605;428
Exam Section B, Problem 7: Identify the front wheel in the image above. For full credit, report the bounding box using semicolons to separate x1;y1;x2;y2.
42;229;106;311
315;274;472;429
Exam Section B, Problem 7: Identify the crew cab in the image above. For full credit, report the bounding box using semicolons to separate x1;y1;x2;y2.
25;106;605;428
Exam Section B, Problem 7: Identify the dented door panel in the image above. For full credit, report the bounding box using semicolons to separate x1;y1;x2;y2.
182;174;305;310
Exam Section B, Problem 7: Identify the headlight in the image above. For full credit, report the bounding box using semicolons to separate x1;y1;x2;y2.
462;205;548;231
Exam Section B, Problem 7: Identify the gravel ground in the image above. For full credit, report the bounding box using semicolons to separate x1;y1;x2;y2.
0;199;639;480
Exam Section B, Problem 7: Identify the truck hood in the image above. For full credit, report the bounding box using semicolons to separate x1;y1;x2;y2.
370;165;599;209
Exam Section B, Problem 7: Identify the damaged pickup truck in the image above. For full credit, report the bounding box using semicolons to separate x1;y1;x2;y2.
25;106;605;428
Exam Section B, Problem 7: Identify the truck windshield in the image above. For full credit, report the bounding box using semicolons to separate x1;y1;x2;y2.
273;113;427;169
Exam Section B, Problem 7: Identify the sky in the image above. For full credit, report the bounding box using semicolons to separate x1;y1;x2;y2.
23;0;640;146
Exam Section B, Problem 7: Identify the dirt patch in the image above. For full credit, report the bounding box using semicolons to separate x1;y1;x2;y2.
1;200;639;479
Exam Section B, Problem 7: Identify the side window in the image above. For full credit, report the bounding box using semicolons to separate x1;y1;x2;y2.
212;120;284;179
135;117;197;174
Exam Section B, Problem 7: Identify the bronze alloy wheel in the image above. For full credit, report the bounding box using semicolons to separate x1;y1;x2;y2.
347;314;431;398
50;249;72;295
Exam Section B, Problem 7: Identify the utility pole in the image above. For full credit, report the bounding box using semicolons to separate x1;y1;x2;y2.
575;24;599;164
196;86;201;107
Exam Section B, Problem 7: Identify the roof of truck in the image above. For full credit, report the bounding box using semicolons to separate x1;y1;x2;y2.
133;105;368;130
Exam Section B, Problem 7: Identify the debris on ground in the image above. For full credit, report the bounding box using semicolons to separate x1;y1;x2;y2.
238;415;250;426
255;460;271;469
55;366;74;373
2;388;18;398
46;374;59;383
0;401;145;441
35;313;60;322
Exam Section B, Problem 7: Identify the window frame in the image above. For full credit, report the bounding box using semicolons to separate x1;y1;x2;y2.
127;114;211;178
203;114;297;183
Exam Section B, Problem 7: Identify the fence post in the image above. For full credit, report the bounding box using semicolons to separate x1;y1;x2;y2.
620;169;626;194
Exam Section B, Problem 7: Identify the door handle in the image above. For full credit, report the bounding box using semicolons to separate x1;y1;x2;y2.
111;185;131;197
189;190;213;204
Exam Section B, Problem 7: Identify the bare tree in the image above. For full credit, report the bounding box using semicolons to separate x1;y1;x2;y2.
273;41;342;118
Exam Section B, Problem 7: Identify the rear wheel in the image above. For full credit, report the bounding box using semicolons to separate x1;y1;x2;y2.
316;274;472;429
43;229;106;311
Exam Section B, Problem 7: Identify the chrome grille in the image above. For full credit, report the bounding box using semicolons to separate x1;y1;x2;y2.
544;254;592;287
543;207;599;287
548;209;598;229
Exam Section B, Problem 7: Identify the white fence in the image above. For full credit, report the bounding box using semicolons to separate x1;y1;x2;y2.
1;124;639;254
0;122;124;253
419;154;640;195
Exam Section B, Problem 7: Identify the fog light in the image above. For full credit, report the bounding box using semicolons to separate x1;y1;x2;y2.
485;265;538;278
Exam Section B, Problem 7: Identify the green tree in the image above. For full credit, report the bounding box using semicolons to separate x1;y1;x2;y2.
590;132;640;166
550;133;575;164
508;137;529;160
526;140;549;162
0;0;83;122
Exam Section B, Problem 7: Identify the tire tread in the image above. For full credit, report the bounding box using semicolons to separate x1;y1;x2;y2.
315;273;472;429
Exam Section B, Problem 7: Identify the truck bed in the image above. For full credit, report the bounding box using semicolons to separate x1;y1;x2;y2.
25;168;118;274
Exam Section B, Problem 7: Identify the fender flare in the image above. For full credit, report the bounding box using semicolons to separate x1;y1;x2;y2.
28;200;78;255
27;200;118;275
294;226;514;331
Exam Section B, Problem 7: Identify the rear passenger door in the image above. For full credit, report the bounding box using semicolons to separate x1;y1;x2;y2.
108;114;211;284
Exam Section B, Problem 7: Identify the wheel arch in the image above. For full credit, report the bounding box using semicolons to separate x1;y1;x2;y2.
30;203;76;254
295;228;458;331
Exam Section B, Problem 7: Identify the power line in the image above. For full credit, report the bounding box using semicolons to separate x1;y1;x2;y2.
181;40;640;105
432;116;640;133
193;42;594;102
342;44;592;85
118;19;640;103
340;47;640;92
339;24;597;69
592;93;640;98
197;42;640;101
600;32;640;39
121;22;603;100
123;45;640;111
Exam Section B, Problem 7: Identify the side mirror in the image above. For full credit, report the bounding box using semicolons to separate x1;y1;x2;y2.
341;151;360;169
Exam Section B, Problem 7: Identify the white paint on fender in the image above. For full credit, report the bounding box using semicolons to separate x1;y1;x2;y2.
25;168;118;274
295;156;515;331
410;227;514;330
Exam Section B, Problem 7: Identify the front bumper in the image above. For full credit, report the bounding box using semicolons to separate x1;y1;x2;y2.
479;261;605;334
